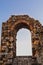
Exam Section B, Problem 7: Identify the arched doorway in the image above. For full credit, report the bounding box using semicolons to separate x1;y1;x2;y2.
13;22;32;57
16;28;32;56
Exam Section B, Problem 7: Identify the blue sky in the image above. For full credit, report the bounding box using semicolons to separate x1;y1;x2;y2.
0;0;43;33
0;0;43;55
0;0;43;26
0;0;43;34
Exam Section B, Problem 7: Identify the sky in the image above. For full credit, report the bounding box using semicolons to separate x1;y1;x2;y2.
16;28;32;56
0;0;43;30
0;0;43;55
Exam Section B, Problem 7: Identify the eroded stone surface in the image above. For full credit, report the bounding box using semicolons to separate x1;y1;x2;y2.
0;15;43;65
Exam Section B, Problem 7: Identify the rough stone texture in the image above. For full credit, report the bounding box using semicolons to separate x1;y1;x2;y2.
0;15;43;65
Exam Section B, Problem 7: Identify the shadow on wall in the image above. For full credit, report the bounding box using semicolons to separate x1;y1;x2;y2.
0;45;1;52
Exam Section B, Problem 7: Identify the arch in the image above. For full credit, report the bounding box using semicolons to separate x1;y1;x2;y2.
1;15;42;65
16;28;32;56
11;19;33;31
11;19;33;58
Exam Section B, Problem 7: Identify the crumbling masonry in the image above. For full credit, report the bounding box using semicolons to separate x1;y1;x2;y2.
0;15;43;65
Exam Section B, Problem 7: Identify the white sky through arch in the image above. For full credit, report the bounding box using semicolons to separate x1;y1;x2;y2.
16;28;32;56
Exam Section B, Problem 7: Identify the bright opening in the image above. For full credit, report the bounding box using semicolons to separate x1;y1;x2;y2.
16;28;32;56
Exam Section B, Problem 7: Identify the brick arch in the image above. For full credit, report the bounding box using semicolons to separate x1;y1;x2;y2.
12;21;33;57
13;22;30;32
11;19;34;31
1;15;43;65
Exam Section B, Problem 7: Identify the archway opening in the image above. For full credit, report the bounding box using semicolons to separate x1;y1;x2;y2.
16;28;32;56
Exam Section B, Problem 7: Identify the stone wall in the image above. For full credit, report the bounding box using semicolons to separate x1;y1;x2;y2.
0;15;43;65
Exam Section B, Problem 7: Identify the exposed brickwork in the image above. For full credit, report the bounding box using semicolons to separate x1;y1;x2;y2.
0;15;43;65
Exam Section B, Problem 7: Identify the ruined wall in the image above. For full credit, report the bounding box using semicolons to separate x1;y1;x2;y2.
0;15;43;65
